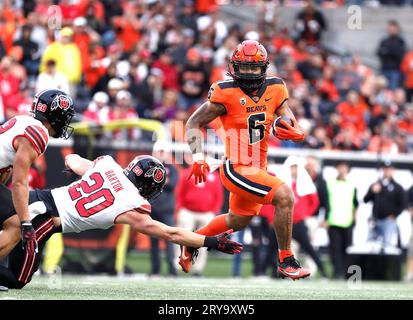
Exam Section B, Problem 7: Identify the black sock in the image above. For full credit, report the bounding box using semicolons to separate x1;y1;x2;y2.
0;266;24;289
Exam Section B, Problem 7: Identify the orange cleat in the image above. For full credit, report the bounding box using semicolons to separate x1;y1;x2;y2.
178;246;198;273
277;256;311;280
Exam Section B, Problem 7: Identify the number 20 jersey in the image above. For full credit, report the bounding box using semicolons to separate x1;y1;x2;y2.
51;156;151;233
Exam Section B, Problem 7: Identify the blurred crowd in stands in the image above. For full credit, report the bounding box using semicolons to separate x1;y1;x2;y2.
0;0;412;156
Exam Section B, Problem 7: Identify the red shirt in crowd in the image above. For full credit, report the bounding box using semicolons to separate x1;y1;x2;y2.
0;71;20;108
337;100;367;133
73;32;92;73
152;59;180;91
259;181;319;225
112;16;142;53
59;0;88;21
6;92;31;116
316;78;340;101
291;181;319;224
259;203;274;224
176;168;223;214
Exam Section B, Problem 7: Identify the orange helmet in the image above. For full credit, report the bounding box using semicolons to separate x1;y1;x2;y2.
229;40;269;91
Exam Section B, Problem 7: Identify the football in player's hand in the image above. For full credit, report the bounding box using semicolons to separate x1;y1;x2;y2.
273;116;293;131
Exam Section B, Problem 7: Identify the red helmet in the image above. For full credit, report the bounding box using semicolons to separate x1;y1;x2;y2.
229;40;269;91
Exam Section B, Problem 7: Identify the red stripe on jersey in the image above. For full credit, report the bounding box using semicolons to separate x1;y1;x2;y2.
141;204;151;213
22;133;41;154
22;251;37;284
33;125;49;148
136;204;151;215
19;218;54;284
25;126;44;151
28;126;47;152
37;224;54;243
35;219;54;237
18;250;30;282
25;126;46;154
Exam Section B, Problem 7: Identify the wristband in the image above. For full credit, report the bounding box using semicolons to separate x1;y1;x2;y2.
203;236;218;249
192;153;204;162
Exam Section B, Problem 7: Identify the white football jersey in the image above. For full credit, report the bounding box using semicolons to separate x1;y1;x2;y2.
0;115;49;170
51;155;151;233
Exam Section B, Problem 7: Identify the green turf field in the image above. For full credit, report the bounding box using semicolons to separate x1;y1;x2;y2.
1;276;413;300
1;252;412;300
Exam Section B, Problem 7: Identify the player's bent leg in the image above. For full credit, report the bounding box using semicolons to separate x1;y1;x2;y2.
272;184;295;252
0;215;21;259
179;193;259;273
225;212;253;231
0;266;25;289
7;214;61;288
272;184;311;280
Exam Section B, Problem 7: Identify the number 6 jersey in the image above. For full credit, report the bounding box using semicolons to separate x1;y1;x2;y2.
51;156;151;233
208;77;288;169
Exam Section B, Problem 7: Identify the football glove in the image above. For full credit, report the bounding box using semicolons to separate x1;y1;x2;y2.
275;118;305;142
204;229;243;254
21;221;38;255
188;160;210;184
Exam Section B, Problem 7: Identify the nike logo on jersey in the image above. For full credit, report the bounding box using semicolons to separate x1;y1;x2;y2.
264;97;272;102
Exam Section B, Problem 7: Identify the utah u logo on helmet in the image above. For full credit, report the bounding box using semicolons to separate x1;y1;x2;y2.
145;167;165;183
51;95;73;111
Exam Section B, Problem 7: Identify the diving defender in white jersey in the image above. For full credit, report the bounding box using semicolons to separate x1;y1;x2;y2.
0;154;242;289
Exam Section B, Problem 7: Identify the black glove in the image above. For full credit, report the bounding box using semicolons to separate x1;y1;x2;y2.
203;229;243;254
21;221;38;255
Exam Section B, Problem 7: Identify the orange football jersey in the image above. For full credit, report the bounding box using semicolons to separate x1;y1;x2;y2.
208;77;288;168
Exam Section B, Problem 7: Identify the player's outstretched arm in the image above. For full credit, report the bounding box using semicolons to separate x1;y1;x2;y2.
64;154;94;176
116;211;243;254
274;102;305;142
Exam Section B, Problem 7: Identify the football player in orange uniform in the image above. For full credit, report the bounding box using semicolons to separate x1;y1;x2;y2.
182;40;310;280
